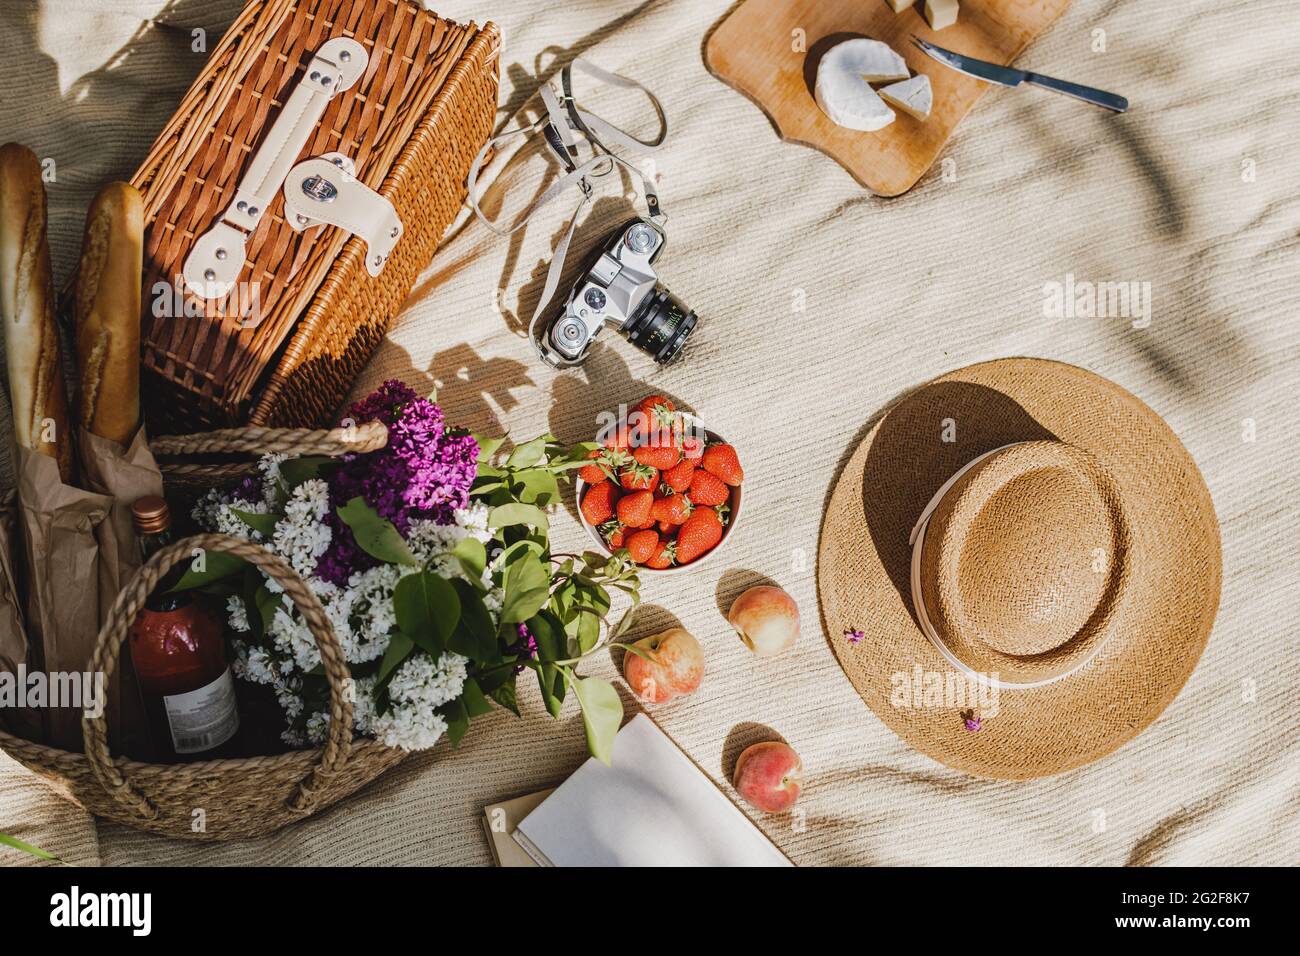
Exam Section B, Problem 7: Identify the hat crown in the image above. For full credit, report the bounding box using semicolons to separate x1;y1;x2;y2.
921;442;1131;684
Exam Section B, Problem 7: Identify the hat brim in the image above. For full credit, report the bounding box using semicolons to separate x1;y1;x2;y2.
817;358;1221;780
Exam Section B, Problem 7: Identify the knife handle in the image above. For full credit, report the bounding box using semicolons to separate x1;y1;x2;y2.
1023;72;1129;113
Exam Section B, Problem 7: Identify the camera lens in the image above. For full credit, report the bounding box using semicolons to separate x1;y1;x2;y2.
624;287;697;364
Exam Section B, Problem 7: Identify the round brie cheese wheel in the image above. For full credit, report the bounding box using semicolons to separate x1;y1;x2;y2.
813;38;909;132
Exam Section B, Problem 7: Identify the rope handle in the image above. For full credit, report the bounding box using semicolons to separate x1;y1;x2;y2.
151;420;388;459
81;534;357;819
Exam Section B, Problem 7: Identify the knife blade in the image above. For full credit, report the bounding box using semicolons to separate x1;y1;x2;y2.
912;36;1129;113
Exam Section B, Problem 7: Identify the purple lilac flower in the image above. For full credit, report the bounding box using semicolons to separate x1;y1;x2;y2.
844;628;865;645
509;623;539;673
316;380;479;584
231;475;262;504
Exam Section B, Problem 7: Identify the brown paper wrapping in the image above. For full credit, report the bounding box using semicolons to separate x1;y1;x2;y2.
15;447;111;752
78;426;162;758
0;490;43;740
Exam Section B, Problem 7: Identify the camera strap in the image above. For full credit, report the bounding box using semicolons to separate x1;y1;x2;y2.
465;58;668;363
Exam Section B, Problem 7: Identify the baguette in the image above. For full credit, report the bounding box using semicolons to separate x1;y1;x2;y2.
73;181;143;445
0;143;72;481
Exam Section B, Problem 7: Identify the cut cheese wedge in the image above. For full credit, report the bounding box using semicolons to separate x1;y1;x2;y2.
924;0;960;31
885;0;913;11
878;74;934;121
814;39;907;132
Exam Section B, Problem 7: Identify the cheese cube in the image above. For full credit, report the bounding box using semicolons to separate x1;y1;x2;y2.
886;0;913;11
924;0;959;31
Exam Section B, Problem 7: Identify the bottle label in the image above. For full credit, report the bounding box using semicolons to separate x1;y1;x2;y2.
163;669;239;755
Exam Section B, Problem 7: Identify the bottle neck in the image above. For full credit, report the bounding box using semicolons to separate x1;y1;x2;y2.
138;527;191;612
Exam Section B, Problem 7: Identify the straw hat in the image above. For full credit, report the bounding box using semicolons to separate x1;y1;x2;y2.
818;359;1220;779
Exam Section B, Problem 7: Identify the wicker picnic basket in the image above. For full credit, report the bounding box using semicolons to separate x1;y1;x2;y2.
129;0;500;433
0;422;411;841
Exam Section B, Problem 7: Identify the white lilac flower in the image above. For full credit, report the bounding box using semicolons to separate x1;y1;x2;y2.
257;453;289;506
268;479;332;578
226;595;250;633
352;653;467;751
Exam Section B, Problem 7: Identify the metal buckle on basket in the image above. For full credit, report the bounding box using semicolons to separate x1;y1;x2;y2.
281;152;403;279
180;37;371;302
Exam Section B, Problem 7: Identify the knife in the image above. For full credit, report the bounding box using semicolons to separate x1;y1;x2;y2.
912;36;1129;113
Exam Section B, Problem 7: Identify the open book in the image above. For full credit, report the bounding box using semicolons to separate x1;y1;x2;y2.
510;714;792;867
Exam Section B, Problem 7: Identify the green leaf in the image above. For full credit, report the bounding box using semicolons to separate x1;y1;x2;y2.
393;571;460;657
337;497;418;567
537;663;565;718
169;550;247;592
571;675;623;765
528;610;567;663
487;502;549;533
0;831;63;864
512;468;560;506
447;579;497;662
255;586;283;641
499;553;552;624
441;698;470;747
473;434;505;464
279;455;334;490
460;678;494;718
451;537;487;581
377;633;415;688
488;677;520;715
506;435;550;468
231;508;279;538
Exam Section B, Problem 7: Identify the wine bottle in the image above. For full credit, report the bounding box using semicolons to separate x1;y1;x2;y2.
128;496;239;761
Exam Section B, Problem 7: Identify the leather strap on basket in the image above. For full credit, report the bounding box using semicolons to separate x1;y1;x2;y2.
81;534;357;819
181;37;401;303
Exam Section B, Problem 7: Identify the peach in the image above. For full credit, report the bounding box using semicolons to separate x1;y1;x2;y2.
727;585;800;657
733;741;803;813
623;627;704;703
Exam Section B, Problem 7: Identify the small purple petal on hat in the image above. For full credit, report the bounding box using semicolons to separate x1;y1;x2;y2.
964;716;982;732
844;628;865;645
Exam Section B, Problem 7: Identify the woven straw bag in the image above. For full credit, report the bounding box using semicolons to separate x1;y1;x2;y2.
121;0;500;433
0;422;410;841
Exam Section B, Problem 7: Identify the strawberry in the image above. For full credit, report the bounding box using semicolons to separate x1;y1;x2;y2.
626;529;661;564
701;443;744;486
662;458;696;493
579;446;631;484
633;440;680;471
658;520;676;534
636;394;676;427
646;540;675;569
675;508;724;564
598;519;626;549
602;422;635;452
619;462;659;491
688;469;730;507
578;449;607;484
680;434;705;460
615;490;655;529
581;481;618;526
651;493;693;526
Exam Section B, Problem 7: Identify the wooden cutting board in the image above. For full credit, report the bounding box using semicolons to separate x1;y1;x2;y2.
705;0;1072;196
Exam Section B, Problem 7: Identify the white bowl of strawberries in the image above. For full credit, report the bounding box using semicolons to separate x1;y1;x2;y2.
576;394;745;573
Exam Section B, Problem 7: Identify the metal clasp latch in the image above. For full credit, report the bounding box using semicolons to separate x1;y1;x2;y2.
281;152;403;278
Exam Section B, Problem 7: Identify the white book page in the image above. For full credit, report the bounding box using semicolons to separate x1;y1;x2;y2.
513;714;793;867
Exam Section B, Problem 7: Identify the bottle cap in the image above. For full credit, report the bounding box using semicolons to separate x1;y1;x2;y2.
131;495;171;534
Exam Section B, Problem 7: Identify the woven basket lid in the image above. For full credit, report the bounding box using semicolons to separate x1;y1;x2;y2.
818;359;1221;779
